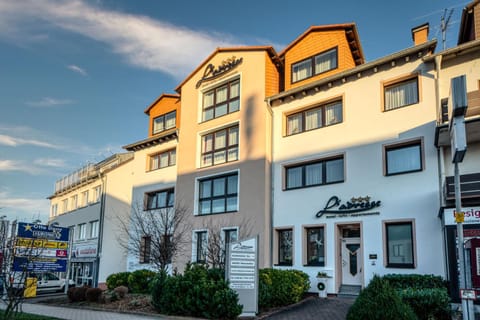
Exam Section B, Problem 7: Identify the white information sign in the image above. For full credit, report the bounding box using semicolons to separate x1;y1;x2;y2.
227;236;258;317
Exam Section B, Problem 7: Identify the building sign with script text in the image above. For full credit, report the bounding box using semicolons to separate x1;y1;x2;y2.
316;196;381;218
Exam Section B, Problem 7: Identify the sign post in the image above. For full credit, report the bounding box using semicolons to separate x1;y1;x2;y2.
227;236;258;317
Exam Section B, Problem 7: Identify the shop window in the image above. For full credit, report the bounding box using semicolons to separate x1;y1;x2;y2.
292;47;338;83
385;221;415;268
145;188;175;210
198;173;238;215
278;229;293;266
201;125;238;167
384;140;422;176
153;110;176;134
384;77;419;111
285;155;344;190
149;149;176;171
202;79;240;121
286;100;342;135
306;227;325;266
140;235;151;264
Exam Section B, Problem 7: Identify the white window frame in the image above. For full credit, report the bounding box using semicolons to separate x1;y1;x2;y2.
94;186;101;203
81;190;89;207
89;220;99;238
78;223;87;240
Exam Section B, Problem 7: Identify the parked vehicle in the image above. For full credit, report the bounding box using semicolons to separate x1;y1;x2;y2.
11;271;74;294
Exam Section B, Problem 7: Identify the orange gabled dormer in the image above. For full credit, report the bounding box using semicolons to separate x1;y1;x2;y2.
279;23;365;91
144;93;181;138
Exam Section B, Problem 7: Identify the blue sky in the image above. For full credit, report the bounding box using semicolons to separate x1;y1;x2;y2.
0;0;467;223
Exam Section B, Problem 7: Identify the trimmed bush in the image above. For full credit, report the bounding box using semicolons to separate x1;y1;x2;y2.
399;287;451;320
114;285;128;299
127;269;156;294
67;286;89;302
85;287;103;302
151;263;242;319
383;274;447;290
347;275;416;320
259;268;310;309
106;272;130;290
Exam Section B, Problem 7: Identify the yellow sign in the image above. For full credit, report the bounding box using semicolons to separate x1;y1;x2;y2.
16;238;68;249
455;212;465;223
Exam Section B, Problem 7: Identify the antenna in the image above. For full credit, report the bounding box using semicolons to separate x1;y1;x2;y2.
441;8;454;50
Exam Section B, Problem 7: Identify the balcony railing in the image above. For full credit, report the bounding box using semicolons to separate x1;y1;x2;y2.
444;172;480;200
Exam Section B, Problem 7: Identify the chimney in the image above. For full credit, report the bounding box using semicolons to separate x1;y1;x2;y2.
411;23;429;45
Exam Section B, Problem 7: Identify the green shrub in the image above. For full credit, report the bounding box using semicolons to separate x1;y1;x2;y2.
85;287;103;302
127;269;156;293
106;272;130;290
151;263;242;319
383;274;447;290
398;287;451;320
258;268;310;309
347;275;416;320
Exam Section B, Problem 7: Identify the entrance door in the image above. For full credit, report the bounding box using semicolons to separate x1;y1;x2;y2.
341;237;362;285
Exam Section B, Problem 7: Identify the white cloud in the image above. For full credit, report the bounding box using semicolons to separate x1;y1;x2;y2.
67;64;87;76
33;158;67;168
0;160;42;175
0;190;50;223
0;134;59;149
0;0;241;79
26;97;74;107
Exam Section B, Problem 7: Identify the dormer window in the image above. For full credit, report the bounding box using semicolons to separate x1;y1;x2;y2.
292;47;338;83
153;110;176;134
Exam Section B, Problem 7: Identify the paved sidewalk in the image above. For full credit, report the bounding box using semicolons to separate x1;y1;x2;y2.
261;296;354;320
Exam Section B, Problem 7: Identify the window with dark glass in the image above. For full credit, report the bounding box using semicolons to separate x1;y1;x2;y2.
201;126;238;167
292;47;338;83
195;231;207;263
153;110;176;134
286;156;344;190
198;173;238;215
202;79;240;121
384;77;419;111
150;149;176;171
385;141;422;176
286;100;342;135
306;227;325;266
386;222;414;268
145;189;175;210
140;235;151;264
278;229;293;266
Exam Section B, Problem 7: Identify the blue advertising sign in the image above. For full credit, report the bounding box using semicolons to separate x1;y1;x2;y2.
17;222;69;242
13;257;68;272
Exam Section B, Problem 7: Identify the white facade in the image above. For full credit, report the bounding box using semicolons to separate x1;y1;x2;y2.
270;43;446;294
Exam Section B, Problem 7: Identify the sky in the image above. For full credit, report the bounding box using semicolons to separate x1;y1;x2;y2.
0;0;468;223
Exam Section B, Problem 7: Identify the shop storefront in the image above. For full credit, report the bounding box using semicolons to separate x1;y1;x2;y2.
69;241;98;286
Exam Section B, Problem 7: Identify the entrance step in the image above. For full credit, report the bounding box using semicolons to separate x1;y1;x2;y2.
338;284;362;298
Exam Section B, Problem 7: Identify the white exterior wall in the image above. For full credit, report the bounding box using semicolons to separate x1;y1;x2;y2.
272;57;445;293
127;139;177;272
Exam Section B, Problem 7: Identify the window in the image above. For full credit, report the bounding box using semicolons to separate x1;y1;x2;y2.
286;156;344;190
384;77;419;111
150;149;176;171
278;229;293;266
306;227;325;266
286;100;342;135
89;220;99;238
385;141;422;176
62;199;68;213
194;231;208;263
292;47;338;83
198;173;238;215
94;186;101;203
78;223;87;240
153;110;176;134
140;235;151;264
201;125;238;167
202;79;240;121
145;189;175;210
71;195;78;210
81;191;89;207
51;204;58;217
385;221;414;268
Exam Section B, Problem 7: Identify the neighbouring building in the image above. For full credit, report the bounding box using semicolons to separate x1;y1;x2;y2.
434;0;480;301
48;153;133;287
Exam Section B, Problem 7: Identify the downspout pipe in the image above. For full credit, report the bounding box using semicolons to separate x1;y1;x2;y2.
95;170;107;288
266;97;274;267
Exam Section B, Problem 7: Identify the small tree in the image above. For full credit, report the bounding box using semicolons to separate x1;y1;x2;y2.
118;202;190;273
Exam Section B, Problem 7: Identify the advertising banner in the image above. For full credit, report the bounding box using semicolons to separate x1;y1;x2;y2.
17;222;69;242
13;256;68;272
